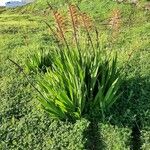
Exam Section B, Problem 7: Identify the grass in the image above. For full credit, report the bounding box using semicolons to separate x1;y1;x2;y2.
0;0;150;149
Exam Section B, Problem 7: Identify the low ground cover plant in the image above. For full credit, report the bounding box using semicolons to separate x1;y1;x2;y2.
1;0;150;149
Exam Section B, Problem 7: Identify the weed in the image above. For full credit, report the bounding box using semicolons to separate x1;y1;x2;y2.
27;4;123;121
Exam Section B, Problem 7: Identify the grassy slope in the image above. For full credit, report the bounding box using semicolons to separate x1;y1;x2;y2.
0;0;150;149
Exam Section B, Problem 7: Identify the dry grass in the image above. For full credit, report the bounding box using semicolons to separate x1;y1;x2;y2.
109;9;122;38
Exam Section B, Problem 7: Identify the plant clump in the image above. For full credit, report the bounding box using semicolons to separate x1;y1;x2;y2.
26;4;123;122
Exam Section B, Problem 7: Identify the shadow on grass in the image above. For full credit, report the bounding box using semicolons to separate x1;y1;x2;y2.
84;119;104;150
83;76;150;150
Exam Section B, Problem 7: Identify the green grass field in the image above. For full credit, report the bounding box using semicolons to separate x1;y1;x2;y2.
0;0;150;149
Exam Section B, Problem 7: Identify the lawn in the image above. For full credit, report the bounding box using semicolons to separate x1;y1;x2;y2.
0;0;150;149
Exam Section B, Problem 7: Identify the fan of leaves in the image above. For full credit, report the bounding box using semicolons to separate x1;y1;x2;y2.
26;3;123;121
